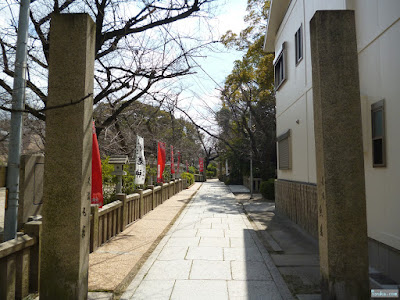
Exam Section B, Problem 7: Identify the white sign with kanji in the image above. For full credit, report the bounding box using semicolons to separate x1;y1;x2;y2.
134;136;146;185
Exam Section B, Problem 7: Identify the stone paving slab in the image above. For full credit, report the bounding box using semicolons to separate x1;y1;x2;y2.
271;254;320;267
144;260;192;280
231;261;272;281
129;280;175;300
199;236;230;247
88;292;114;300
224;246;264;261
227;280;283;300
157;246;188;261
228;185;250;194
172;280;229;300
165;236;200;247
190;260;231;280
296;294;322;300
279;266;321;286
186;246;223;260
120;180;294;300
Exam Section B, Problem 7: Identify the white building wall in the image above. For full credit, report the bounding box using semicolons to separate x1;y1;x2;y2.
355;1;400;251
273;0;400;250
275;0;346;183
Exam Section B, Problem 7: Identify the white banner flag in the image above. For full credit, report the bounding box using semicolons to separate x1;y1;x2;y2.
134;136;146;185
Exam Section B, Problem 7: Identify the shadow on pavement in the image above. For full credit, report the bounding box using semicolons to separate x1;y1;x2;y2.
233;189;322;298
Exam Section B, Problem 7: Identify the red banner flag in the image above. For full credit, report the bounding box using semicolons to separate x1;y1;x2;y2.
157;142;166;183
177;151;181;174
171;145;175;174
199;157;204;173
91;121;103;208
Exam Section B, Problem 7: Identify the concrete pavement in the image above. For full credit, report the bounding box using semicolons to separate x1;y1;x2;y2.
120;180;293;300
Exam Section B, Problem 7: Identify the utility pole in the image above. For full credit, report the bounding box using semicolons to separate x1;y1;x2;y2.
4;0;30;241
249;107;253;199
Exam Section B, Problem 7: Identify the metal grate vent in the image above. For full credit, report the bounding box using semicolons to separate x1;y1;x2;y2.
277;129;291;170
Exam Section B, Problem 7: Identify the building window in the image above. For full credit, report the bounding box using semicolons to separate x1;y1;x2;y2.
295;25;303;64
277;129;291;170
371;100;386;167
274;42;286;90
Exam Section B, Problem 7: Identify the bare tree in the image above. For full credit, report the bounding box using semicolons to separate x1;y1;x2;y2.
0;0;219;138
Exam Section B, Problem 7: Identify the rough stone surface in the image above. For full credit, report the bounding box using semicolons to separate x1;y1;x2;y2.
39;14;96;300
310;10;369;299
18;154;44;230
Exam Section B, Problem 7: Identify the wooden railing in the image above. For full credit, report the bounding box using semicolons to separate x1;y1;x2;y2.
92;200;124;249
243;176;262;192
194;174;205;182
0;178;189;298
0;221;41;300
90;179;187;252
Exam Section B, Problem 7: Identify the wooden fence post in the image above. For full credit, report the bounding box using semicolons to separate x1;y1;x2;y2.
117;193;127;231
24;221;42;293
137;189;144;218
90;206;99;252
0;253;16;299
16;248;29;299
148;185;155;209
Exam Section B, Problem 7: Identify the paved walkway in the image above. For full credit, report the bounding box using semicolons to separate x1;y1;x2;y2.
120;180;293;300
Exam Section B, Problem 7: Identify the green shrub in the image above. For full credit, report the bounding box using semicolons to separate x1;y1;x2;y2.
101;157;138;203
101;157;115;185
181;172;194;186
206;163;217;178
260;178;275;201
122;168;137;195
146;165;157;184
188;166;197;174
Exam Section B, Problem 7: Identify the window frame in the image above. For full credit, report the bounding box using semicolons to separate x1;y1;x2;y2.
295;24;303;65
371;99;386;167
273;42;286;90
277;129;291;170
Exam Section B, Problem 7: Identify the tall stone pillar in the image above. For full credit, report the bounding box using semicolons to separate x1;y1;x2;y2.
310;10;369;299
40;14;95;300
